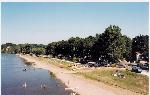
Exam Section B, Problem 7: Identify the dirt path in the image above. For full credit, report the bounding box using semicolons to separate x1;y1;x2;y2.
18;54;142;95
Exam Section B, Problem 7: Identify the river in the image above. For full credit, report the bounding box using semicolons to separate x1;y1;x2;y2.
1;54;73;95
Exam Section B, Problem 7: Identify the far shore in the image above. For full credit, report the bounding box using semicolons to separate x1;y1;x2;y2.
18;54;143;95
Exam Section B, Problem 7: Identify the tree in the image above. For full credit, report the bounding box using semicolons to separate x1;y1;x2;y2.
132;35;149;61
92;25;126;63
21;44;31;54
122;35;132;61
45;42;57;57
83;36;96;59
2;25;148;64
32;47;45;55
1;43;17;54
68;37;84;58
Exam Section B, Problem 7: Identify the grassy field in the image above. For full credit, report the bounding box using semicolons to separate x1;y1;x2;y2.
77;69;148;95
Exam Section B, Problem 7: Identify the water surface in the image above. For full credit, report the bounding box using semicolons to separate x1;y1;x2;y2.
2;54;73;95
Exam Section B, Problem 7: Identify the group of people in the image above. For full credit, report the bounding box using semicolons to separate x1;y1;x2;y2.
22;82;47;89
21;66;78;95
22;65;47;89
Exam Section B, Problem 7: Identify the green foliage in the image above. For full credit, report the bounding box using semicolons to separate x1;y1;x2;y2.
1;25;149;63
92;25;126;63
132;35;149;61
83;36;96;58
122;35;132;61
32;47;45;55
21;44;31;54
1;43;46;55
1;43;17;54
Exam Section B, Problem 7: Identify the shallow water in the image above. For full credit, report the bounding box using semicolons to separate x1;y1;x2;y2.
1;54;73;95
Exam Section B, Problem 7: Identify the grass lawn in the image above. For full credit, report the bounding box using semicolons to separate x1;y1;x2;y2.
77;69;148;95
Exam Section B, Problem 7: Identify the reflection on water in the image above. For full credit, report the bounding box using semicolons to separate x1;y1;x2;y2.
1;54;74;95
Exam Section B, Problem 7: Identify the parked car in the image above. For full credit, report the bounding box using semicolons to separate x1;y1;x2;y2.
131;65;142;73
142;63;149;70
58;54;63;59
137;63;149;70
64;55;72;61
87;62;97;67
96;60;108;67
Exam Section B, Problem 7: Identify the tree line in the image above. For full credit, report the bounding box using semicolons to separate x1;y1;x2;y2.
1;25;149;64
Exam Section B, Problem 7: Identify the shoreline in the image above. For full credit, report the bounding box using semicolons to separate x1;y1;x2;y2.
18;54;142;95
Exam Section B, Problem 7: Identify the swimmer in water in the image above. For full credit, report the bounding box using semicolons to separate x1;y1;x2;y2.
22;82;27;88
23;68;27;71
41;84;47;89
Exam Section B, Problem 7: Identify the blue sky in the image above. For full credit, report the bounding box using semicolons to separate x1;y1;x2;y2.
1;2;149;44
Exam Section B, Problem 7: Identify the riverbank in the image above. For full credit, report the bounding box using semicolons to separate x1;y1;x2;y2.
18;54;145;95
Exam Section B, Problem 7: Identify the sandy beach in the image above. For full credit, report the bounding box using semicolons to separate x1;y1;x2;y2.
18;54;142;95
